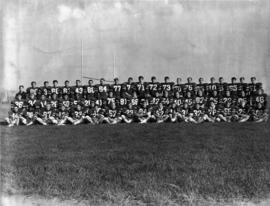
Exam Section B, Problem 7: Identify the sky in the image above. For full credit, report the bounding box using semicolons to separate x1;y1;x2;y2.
1;0;270;92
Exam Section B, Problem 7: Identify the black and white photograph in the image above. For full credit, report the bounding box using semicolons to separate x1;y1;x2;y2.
0;0;270;205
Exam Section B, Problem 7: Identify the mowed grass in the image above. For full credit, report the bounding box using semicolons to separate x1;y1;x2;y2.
1;104;270;205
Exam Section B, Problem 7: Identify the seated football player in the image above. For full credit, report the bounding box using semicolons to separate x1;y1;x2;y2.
195;89;207;108
56;105;69;126
251;88;267;109
135;101;152;124
208;90;220;105
38;81;51;99
83;79;97;99
178;102;190;122
61;80;71;97
189;103;208;123
36;104;57;125
24;107;38;126
5;106;25;127
184;91;195;108
151;102;169;123
87;104;104;124
130;91;139;107
111;77;122;98
219;102;233;122
207;101;220;122
237;101;251;123
172;91;184;108
11;93;25;111
16;85;27;100
61;93;71;110
250;103;268;123
173;77;184;96
148;76;160;97
185;77;196;96
82;106;95;125
102;102;122;124
51;80;60;97
161;90;170;107
67;104;84;125
73;80;84;99
96;78;109;100
168;102;180;123
26;81;38;98
121;103;136;123
249;77;262;96
49;93;60;109
39;94;48;109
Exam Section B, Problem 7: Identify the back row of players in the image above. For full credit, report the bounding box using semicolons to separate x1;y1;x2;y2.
6;76;268;126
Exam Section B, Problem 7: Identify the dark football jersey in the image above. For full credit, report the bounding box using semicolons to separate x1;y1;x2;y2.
38;87;51;97
51;86;60;95
195;96;207;106
184;83;196;94
147;82;160;95
39;100;48;108
106;97;116;106
217;83;226;95
184;98;195;107
191;108;205;117
73;86;84;96
227;83;238;95
57;110;68;119
96;84;109;99
26;87;38;96
71;109;83;119
172;97;184;107
26;98;39;109
252;94;267;108
84;85;97;98
105;109;121;118
117;97;128;107
49;100;59;109
207;106;219;117
111;84;122;97
122;83;136;95
173;84;185;95
122;108;136;118
159;82;174;93
248;83;262;95
61;100;71;109
221;106;232;116
15;91;27;100
82;99;91;108
161;97;170;106
135;82;147;97
39;108;56;119
195;83;208;94
153;108;167;117
130;98;139;106
11;100;25;110
207;83;218;93
149;97;161;106
61;86;72;96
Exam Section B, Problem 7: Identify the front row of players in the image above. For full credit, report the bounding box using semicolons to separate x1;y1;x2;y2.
6;93;268;127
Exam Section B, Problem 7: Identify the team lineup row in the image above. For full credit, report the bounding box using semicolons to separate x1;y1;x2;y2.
15;76;264;100
6;76;268;127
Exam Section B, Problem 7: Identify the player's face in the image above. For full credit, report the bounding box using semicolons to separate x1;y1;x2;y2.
172;103;176;108
158;103;163;109
114;79;119;84
175;92;180;98
76;81;81;86
77;105;82;111
132;92;137;98
241;91;245;97
65;81;69;87
41;95;46;100
109;92;113;97
257;103;262;109
17;95;22;100
100;79;104;85
30;93;35;99
60;105;65;111
46;104;51;110
88;80;93;86
213;90;217;96
232;79;236;84
251;78;256;84
19;86;24;91
128;103;132;109
31;82;36;87
14;107;19;112
139;77;144;83
111;103;116;110
164;91;168;97
198;90;203;96
52;94;57;100
44;82;49;87
195;104;200;110
128;78;133;84
187;92;191;98
183;103;188;109
177;78;181;84
152;78;156;83
219;78;224;83
64;95;68;100
226;91;230;96
90;101;95;108
240;78;244;83
210;78;215;83
53;82;58;87
210;102;215;107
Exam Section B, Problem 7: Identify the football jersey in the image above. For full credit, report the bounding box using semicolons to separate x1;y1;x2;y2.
179;108;189;117
184;97;195;107
71;109;83;119
184;83;196;94
15;91;27;100
105;108;121;118
248;83;262;95
106;97;116;106
39;100;48;108
227;83;238;95
149;97;161;106
195;96;207;106
172;97;184;107
135;82;147;97
11;99;25;110
26;87;38;96
207;83;218;93
122;83;136;95
61;100;71;109
191;108;205;117
173;84;185;95
49;99;59;109
161;97;170;106
195;84;208;94
207;106;219;117
221;106;232;116
252;94;267;108
82;99;91;108
153;108;167;117
57;110;69;119
61;86;72;96
117;97;128;107
159;82;174;93
237;105;250;115
136;106;151;117
51;86;60;95
84;85;97;98
122;107;136;118
38;87;51;97
96;84;109;99
208;95;220;105
111;84;122;97
26;98;39;109
130;98;139;106
73;86;84;96
147;82;160;95
39;108;56;119
217;83;226;95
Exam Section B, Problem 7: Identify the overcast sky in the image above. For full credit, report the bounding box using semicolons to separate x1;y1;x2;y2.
1;0;270;92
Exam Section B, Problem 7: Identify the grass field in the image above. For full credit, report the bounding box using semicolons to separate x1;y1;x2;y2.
1;103;270;205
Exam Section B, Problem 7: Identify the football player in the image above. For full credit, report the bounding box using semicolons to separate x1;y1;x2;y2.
36;104;57;125
227;77;238;96
189;103;209;123
148;76;160;96
208;90;220;106
178;102;190;122
61;80;72;97
60;94;71;110
26;81;38;97
168;102;180;123
11;93;25;111
249;77;262;96
84;79;97;99
172;91;184;108
121;103;136;123
5;106;25;127
161;90;170;107
173;78;184;96
207;77;218;95
250;103;268;122
16;85;27;100
220;102;233;122
102;102;122;124
49;93;60;109
135;101;152;123
151;102;169;123
237;101;251;123
130;92;139;107
195;89;207;108
73;80;84;98
111;77;122;98
38;81;51;99
51;80;60;97
217;77;226;95
184;91;195;108
251;88;267;108
68;104;84;125
96;78;109;99
185;77;196;95
207;101;220;122
39;94;48;109
56;105;69;126
238;77;249;96
87;104;104;124
159;76;174;96
122;77;135;97
136;76;147;98
25;107;39;126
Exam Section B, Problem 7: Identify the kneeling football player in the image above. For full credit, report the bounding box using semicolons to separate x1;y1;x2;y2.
250;103;268;123
5;106;24;127
237;101;250;123
56;105;69;126
168;103;180;123
68;104;84;125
